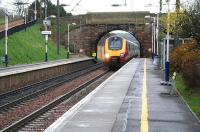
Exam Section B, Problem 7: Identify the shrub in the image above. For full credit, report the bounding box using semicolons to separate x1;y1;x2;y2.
170;40;200;88
182;60;200;88
170;41;200;72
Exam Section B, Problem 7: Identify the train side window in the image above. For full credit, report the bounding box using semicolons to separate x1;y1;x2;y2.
129;44;131;50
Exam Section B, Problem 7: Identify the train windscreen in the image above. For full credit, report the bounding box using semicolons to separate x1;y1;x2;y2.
109;37;122;50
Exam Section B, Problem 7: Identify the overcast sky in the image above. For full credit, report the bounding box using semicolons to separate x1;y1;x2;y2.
0;0;190;15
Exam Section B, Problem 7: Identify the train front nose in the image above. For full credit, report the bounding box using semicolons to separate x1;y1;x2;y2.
104;53;120;64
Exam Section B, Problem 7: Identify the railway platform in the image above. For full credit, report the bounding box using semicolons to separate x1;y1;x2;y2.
0;57;94;94
0;57;91;77
44;58;200;132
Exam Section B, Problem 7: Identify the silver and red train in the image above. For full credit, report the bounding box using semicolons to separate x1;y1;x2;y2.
97;30;140;68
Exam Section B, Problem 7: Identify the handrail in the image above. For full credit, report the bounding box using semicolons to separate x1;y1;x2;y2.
0;20;37;40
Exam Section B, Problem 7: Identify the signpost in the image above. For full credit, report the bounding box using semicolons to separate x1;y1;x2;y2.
43;20;51;26
41;30;51;62
42;17;51;62
41;31;52;35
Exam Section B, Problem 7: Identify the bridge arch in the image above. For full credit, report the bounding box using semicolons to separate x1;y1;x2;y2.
64;23;151;57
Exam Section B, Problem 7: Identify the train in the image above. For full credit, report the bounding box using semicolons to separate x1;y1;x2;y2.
97;30;140;68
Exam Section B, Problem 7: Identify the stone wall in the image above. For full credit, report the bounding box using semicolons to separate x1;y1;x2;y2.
58;11;154;57
65;24;152;57
64;25;106;56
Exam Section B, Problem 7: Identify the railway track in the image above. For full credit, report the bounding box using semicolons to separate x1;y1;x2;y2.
0;63;103;112
1;68;113;132
0;63;109;130
2;71;112;132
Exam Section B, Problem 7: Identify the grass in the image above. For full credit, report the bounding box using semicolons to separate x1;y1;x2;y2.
0;24;68;66
0;18;4;25
176;75;200;119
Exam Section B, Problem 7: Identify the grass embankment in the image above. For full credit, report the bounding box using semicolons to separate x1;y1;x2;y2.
0;17;5;25
0;19;4;25
176;75;200;119
0;24;67;66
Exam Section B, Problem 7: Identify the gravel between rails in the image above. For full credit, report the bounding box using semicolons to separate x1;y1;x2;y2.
0;68;107;130
17;71;114;132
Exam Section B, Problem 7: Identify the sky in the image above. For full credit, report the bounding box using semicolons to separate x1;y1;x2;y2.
0;0;191;15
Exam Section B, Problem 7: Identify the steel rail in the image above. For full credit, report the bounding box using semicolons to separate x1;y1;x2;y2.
1;70;108;132
0;63;104;112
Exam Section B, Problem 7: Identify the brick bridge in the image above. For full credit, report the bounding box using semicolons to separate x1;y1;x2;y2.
61;11;154;57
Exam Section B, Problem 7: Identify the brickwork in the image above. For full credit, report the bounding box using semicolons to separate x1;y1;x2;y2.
64;25;106;56
65;24;152;57
60;12;153;57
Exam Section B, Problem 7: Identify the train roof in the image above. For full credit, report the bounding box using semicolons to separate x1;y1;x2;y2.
109;30;138;43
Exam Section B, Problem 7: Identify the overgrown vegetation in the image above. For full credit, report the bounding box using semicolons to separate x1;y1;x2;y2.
160;0;200;118
160;0;200;48
170;41;200;88
161;0;200;88
176;75;200;118
182;60;200;88
0;24;67;66
170;41;200;72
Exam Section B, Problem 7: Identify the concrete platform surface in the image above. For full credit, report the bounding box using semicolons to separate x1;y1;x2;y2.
0;57;91;77
44;58;200;132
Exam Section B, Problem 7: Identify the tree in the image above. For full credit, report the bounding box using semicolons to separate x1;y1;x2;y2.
160;12;188;36
187;0;200;47
14;0;28;17
160;0;200;48
176;0;180;12
28;0;71;20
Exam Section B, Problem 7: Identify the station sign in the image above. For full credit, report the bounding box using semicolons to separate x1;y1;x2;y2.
43;20;51;26
41;31;52;35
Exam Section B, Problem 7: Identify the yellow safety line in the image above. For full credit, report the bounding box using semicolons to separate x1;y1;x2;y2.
140;58;148;132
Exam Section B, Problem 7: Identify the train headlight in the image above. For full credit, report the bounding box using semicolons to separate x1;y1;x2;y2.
105;53;110;59
120;53;125;58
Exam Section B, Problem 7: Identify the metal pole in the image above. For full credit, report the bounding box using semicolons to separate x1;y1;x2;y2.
56;0;60;55
163;38;166;69
156;13;159;55
34;0;37;20
151;23;154;59
67;24;70;58
165;0;170;82
24;8;26;25
5;14;8;66
39;0;42;20
124;0;127;6
44;0;48;61
153;17;156;56
45;0;47;20
45;35;48;61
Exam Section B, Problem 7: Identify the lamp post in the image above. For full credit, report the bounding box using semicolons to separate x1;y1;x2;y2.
144;15;156;60
165;0;170;82
5;13;8;66
145;3;161;58
67;23;76;59
56;1;69;55
151;22;154;59
156;12;159;56
34;0;37;20
45;0;48;62
56;0;60;55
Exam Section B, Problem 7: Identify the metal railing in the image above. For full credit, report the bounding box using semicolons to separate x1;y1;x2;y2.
0;20;37;40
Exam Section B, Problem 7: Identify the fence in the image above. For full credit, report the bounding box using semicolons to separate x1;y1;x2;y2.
0;20;37;40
